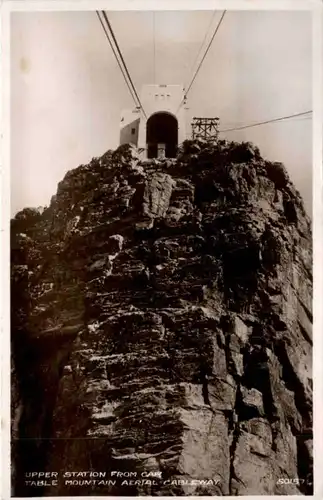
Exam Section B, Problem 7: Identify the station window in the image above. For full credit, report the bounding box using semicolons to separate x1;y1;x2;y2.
131;128;136;135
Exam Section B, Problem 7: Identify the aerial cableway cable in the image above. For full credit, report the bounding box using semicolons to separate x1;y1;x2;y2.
100;10;147;119
153;12;156;83
219;110;312;133
96;11;138;109
96;11;147;119
186;10;226;96
185;10;218;92
177;10;227;113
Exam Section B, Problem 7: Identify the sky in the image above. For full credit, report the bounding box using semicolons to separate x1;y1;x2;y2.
10;10;312;216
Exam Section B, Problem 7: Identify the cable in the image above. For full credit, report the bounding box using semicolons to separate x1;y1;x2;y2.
186;10;226;96
185;10;218;91
153;12;156;83
96;11;138;108
177;10;226;114
100;11;147;119
220;115;311;129
187;9;226;95
219;110;312;133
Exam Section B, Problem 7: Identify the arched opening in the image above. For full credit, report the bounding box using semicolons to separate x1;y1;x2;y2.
146;112;178;159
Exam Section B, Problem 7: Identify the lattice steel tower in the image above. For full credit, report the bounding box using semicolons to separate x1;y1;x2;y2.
191;117;220;142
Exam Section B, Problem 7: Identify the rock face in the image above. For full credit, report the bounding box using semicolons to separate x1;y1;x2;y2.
11;140;313;496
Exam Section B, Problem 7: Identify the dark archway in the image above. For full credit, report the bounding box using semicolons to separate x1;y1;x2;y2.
146;112;178;158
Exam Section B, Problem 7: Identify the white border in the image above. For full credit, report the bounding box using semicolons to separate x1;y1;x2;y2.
3;0;321;12
312;4;323;500
1;2;12;500
1;1;322;500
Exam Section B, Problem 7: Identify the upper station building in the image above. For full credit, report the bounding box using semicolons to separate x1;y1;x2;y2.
120;84;187;159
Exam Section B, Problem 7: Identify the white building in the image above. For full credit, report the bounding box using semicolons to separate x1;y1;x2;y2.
120;84;187;159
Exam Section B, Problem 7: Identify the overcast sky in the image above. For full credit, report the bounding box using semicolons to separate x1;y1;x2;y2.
11;10;312;216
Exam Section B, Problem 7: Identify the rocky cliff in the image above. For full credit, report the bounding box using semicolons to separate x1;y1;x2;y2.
11;139;313;496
